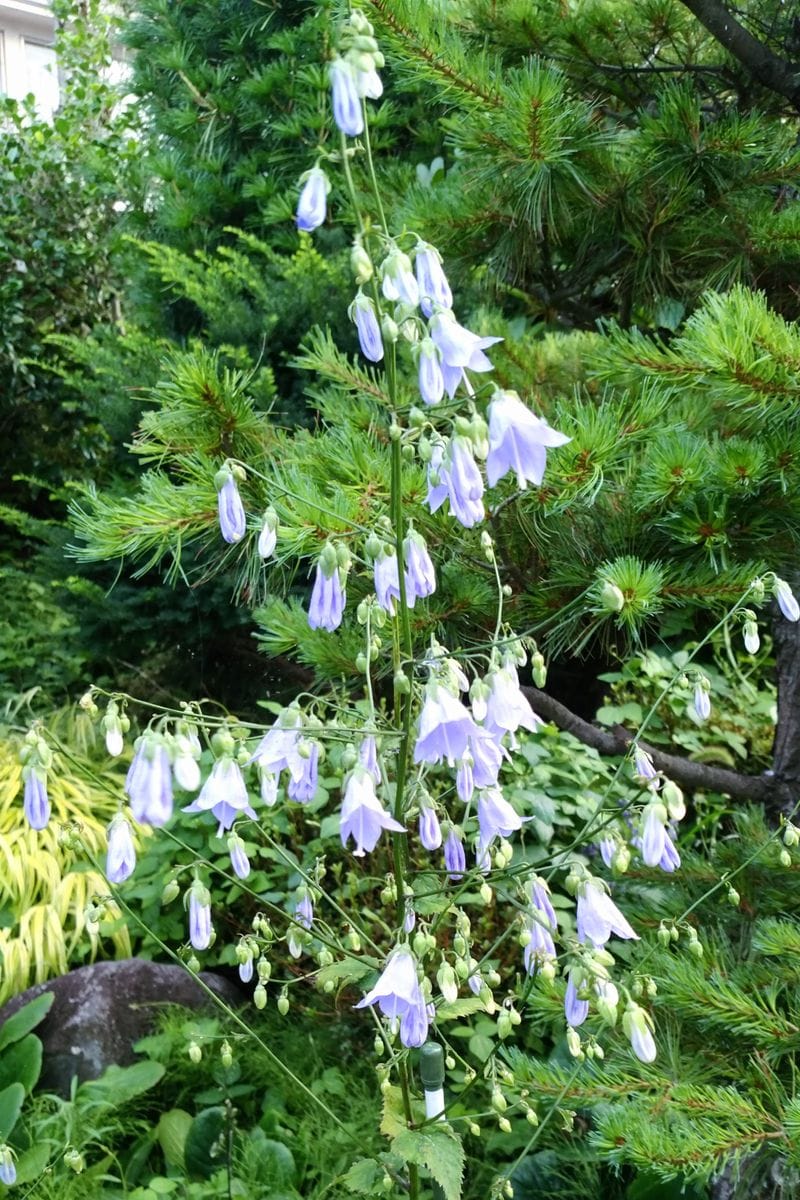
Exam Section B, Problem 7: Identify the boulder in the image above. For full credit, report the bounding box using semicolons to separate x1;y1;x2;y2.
0;959;244;1095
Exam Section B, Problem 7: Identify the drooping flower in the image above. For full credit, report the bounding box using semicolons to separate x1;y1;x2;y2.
23;769;50;831
296;892;314;930
188;881;212;951
632;744;658;785
355;948;429;1048
403;529;436;603
564;972;589;1028
429;311;502;398
173;731;202;792
183;756;256;836
598;836;616;869
103;704;124;757
381;247;419;307
743;617;760;655
0;1146;15;1187
296;167;329;233
126;736;173;828
456;750;474;804
340;767;405;857
260;769;278;806
414;684;482;766
477;787;524;855
349;291;384;362
418;803;442;851
308;554;346;632
774;577;800;622
216;472;246;545
658;829;681;873
483;665;542;741
239;957;254;984
374;550;401;615
286;740;320;803
250;708;303;776
257;508;279;560
622;1001;657;1063
417;337;444;406
486;391;570;490
640;803;667;868
415;243;452;317
693;680;711;722
444;828;466;879
329;57;363;136
576;878;638;947
524;878;558;973
354;59;383;100
106;813;136;883
358;735;381;782
228;834;251;880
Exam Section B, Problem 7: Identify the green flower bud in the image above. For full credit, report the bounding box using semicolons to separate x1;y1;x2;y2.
278;990;290;1016
221;1041;233;1069
64;1149;85;1174
188;1041;202;1063
161;879;180;905
350;241;373;284
253;984;267;1010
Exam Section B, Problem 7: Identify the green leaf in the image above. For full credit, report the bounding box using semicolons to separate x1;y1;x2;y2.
156;1109;193;1170
0;1083;24;1140
437;997;487;1020
0;994;53;1052
342;1157;383;1194
13;1141;50;1185
0;1034;41;1095
184;1107;226;1178
77;1061;165;1105
392;1126;464;1200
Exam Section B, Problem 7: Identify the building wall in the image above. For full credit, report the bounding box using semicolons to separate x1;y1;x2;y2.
0;0;59;119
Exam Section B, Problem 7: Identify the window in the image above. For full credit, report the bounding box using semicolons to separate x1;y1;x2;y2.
23;39;59;119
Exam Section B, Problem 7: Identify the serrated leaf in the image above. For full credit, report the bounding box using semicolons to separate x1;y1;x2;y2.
392;1126;464;1200
380;1085;408;1138
437;997;487;1020
315;957;373;989
342;1157;383;1194
0;994;53;1052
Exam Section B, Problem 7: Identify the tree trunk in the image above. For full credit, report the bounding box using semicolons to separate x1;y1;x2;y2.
771;591;800;812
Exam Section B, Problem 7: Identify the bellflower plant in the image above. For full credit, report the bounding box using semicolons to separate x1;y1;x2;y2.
55;12;766;1185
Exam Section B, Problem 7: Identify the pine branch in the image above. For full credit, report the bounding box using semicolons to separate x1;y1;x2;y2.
522;686;775;804
679;0;800;108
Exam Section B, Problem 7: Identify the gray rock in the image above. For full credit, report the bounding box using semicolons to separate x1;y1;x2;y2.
0;959;244;1096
